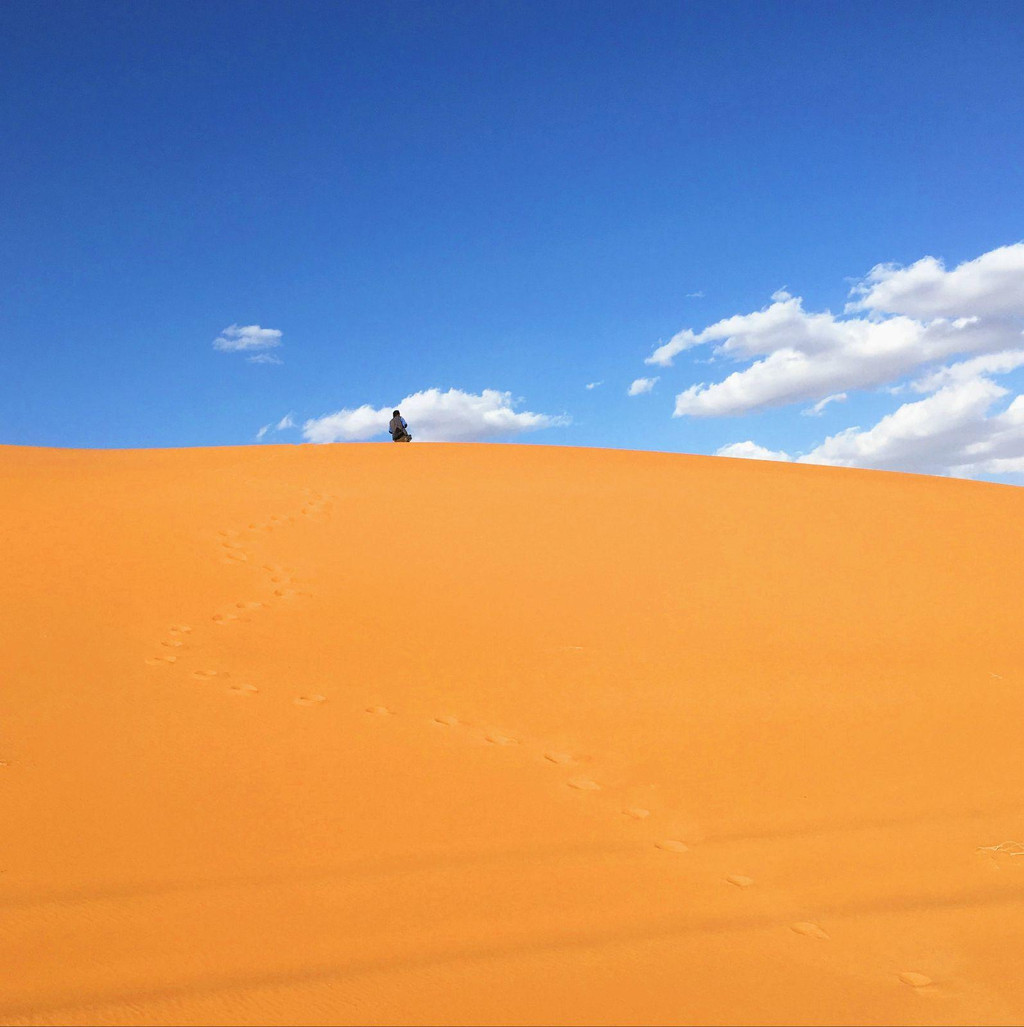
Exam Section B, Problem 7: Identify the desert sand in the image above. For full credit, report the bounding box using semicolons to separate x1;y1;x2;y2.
1;441;1022;1025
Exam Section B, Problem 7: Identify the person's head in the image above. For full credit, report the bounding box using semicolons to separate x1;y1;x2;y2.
393;410;400;417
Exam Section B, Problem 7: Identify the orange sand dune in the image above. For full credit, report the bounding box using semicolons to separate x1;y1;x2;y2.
1;442;1023;1026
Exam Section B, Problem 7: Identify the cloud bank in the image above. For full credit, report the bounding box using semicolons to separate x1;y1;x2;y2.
303;388;570;444
718;376;1024;478
653;243;1024;479
646;244;1024;421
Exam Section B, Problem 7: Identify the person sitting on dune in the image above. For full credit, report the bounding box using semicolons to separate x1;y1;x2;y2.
389;409;412;442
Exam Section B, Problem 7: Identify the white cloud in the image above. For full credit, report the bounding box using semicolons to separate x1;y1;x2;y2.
302;388;570;444
646;328;699;367
627;376;658;396
585;381;604;390
668;304;1009;417
255;412;296;442
214;324;283;352
723;376;1024;479
686;290;705;299
674;244;1024;480
909;350;1024;393
248;353;283;365
847;243;1024;319
643;244;1024;419
975;453;1024;475
801;392;848;416
794;377;1022;476
716;441;792;462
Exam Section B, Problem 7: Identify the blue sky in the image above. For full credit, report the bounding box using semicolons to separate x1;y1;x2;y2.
3;0;1023;481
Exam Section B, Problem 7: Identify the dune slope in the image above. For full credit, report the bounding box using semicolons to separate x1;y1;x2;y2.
1;442;1023;1026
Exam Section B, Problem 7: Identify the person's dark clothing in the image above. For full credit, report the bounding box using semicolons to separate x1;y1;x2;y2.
389;414;411;442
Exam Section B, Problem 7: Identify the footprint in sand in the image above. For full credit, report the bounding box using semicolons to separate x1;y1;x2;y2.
273;588;296;598
790;922;829;940
485;733;519;746
228;683;259;695
898;972;933;988
655;839;689;853
365;705;394;715
978;840;1024;859
433;715;459;726
212;613;239;623
224;551;248;563
192;669;220;679
218;530;238;538
145;655;177;666
544;751;574;765
726;875;755;888
622;807;651;820
169;624;192;635
567;777;601;791
295;694;327;706
235;601;263;610
161;639;184;648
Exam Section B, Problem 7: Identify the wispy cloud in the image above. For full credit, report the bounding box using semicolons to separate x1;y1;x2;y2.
255;412;297;442
302;388;570;444
214;324;283;352
801;392;847;416
686;290;705;299
248;352;283;365
627;377;659;396
585;381;604;390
